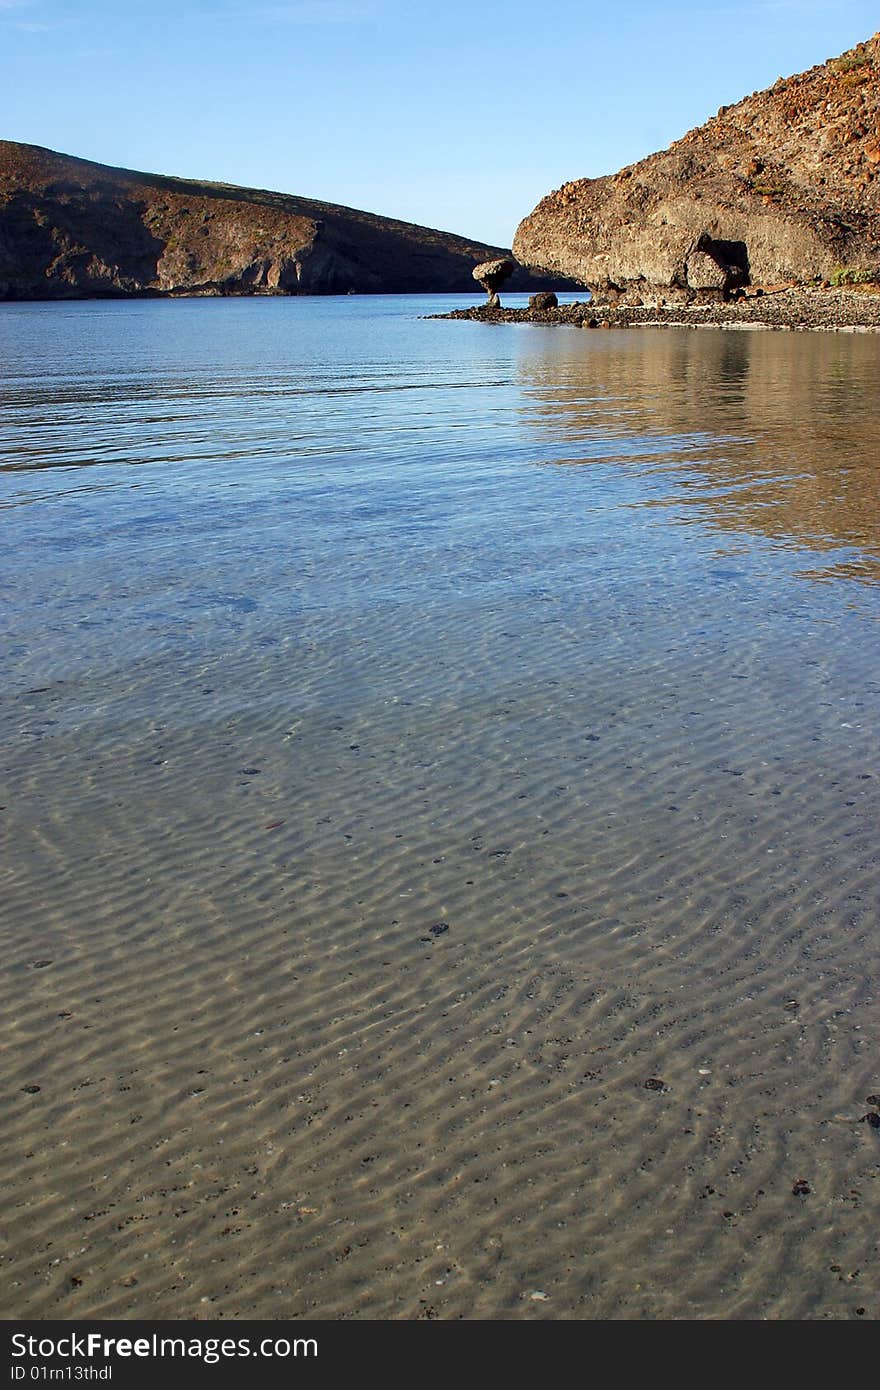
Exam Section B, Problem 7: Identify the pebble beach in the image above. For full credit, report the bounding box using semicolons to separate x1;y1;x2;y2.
436;286;880;332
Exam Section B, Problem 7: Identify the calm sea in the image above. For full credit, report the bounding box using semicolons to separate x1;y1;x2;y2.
1;294;878;1319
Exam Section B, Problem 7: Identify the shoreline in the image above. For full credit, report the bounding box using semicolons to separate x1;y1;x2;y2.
431;286;880;332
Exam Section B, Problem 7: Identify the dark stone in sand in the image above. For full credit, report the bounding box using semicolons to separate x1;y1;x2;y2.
862;1112;880;1129
792;1178;811;1195
22;1084;41;1094
419;922;449;943
645;1078;665;1091
32;959;52;968
865;1094;880;1106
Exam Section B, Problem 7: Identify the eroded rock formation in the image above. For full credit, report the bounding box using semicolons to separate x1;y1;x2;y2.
514;33;880;304
472;256;516;306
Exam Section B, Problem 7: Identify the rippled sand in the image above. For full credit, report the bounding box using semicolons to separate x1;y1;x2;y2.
1;299;878;1319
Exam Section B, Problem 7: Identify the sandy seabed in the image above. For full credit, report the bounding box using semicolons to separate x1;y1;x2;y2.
2;593;878;1321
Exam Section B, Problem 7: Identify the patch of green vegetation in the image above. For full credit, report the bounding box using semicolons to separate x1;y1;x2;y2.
830;265;880;287
831;52;870;73
751;183;786;198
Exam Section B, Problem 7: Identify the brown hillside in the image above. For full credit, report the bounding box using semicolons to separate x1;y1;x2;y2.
513;33;880;302
0;142;566;299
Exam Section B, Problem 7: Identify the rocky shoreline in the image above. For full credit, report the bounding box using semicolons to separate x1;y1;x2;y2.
512;34;880;307
432;286;880;332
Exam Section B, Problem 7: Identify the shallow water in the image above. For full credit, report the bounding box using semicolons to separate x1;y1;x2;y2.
1;295;878;1319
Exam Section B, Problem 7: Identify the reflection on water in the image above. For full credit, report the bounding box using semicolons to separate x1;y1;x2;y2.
2;300;877;594
516;328;880;585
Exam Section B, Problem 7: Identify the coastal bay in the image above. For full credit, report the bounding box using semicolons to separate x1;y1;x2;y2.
2;296;878;1319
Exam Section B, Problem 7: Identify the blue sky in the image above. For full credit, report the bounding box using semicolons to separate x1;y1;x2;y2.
2;0;878;245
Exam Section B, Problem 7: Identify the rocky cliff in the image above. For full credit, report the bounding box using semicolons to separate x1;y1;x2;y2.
0;141;565;300
514;33;880;303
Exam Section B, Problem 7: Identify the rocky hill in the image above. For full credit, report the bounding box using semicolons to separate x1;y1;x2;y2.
0;141;565;300
514;33;880;303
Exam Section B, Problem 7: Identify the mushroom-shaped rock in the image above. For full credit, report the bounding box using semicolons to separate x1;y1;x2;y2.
473;256;516;308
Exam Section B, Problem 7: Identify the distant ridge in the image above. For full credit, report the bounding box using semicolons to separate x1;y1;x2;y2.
514;33;880;302
0;141;569;300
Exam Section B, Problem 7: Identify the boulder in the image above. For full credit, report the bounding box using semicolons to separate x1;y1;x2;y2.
685;249;730;291
529;290;558;310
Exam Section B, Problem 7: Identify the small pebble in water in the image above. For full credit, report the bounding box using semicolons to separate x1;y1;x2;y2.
645;1078;665;1091
861;1112;880;1130
419;922;449;944
792;1178;811;1196
21;1084;41;1094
